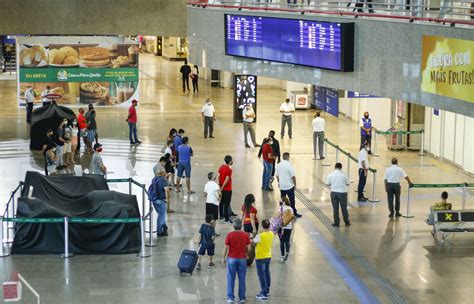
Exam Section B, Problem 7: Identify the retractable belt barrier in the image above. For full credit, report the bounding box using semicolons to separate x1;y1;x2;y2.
405;182;474;218
324;139;379;203
1;177;154;258
374;129;425;156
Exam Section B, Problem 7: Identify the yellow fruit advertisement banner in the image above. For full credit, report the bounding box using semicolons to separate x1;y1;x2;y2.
421;35;474;103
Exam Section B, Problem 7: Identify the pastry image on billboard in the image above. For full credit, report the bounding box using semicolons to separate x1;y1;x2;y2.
80;82;109;104
49;46;79;67
79;47;110;67
19;45;48;67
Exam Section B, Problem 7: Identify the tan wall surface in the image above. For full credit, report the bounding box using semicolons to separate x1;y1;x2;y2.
0;0;187;37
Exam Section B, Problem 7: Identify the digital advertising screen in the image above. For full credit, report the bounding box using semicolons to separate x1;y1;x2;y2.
234;75;257;123
225;14;354;72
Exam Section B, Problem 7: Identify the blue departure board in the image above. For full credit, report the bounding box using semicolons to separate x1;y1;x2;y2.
225;14;354;72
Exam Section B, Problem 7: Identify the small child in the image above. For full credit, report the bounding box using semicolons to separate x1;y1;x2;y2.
196;214;216;270
253;219;274;300
204;172;221;233
164;152;176;188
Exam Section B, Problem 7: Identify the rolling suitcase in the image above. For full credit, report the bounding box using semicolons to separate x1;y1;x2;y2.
177;249;198;275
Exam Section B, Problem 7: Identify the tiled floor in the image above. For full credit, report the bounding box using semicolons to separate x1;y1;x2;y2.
0;54;473;303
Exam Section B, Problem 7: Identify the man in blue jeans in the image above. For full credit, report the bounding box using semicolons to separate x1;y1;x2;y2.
176;136;195;194
261;138;276;191
126;99;141;145
222;218;251;303
150;167;170;237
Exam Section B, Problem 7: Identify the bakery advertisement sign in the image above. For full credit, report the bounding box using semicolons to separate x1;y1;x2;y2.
17;43;139;107
421;36;474;103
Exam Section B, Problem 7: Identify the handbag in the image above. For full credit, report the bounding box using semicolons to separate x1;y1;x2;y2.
282;209;295;227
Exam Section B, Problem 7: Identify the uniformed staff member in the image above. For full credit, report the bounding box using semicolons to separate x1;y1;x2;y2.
357;142;370;202
280;98;295;139
384;158;413;217
326;162;351;227
360;111;374;154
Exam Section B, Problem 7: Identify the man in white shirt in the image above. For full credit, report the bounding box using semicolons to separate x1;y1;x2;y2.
384;158;413;217
275;152;302;218
280;98;295;139
201;98;216;139
242;103;260;148
326;162;350;227
357;142;370;202
41;85;52;107
24;86;36;123
312;112;325;160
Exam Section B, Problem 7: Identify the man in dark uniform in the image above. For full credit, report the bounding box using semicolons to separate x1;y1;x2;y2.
180;60;192;92
360;111;374;154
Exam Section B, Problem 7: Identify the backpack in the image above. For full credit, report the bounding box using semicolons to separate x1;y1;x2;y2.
147;177;159;201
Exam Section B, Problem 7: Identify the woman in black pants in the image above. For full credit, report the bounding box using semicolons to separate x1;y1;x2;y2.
191;65;199;92
279;197;293;262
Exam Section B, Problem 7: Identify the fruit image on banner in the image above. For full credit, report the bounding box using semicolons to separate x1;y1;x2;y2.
18;43;139;107
421;35;474;103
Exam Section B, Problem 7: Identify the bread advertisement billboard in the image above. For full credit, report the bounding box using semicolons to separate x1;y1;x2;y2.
18;43;139;107
421;36;473;103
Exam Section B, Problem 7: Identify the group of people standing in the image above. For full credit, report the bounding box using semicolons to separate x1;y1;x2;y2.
180;60;200;93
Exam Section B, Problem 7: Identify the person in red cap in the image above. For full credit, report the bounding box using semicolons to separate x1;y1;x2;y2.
126;99;141;145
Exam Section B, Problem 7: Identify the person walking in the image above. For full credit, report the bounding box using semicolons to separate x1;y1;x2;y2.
201;98;216;138
280;98;295;139
275;152;302;218
242;103;260;148
149;167;171;237
219;155;234;224
360;111;374;154
357;142;370;202
77;108;88;152
222;218;251;304
89;143;107;175
384;158;413;217
41;85;52;107
258;130;280;187
126;99;141;145
279;196;293;262
191;64;199;92
254;219;274;301
25;85;36;123
326;163;351;227
261;138;276;192
180;60;192;92
176;136;195;194
312;112;325;160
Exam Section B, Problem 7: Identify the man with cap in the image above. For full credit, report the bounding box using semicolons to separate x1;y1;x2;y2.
126;99;141;145
89;143;107;175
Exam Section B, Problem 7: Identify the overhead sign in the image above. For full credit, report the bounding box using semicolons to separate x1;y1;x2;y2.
313;85;339;117
347;91;379;98
421;35;474;103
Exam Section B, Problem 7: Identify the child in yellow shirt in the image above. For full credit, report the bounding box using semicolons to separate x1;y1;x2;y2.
253;219;274;301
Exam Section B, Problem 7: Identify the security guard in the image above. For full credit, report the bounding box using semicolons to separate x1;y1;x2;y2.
360;111;373;154
383;158;413;217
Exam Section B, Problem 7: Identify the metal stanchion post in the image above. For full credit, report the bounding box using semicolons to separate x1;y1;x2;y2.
61;217;73;258
128;178;132;195
142;187;146;220
321;141;330;166
368;170;380;202
403;187;415;218
6;197;10;242
335;148;339;163
146;205;157;248
462;184;466;210
0;216;10;257
372;132;379;157
418;131;426;156
139;217;150;258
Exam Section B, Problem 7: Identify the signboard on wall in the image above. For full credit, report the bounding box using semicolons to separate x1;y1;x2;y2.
421;35;474;103
312;85;339;117
17;43;139;107
347;91;379;98
234;75;257;123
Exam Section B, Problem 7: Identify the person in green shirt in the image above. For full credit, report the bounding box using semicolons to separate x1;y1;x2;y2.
253;219;274;301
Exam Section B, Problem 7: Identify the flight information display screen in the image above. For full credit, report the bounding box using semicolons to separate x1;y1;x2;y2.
225;14;354;72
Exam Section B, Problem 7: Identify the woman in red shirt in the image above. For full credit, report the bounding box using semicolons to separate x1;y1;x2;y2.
77;108;89;152
241;194;259;236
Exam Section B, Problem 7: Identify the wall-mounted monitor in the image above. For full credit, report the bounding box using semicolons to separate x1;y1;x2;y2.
225;14;354;72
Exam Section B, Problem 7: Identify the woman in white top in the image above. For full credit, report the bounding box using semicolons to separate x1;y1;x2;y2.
279;196;294;262
191;65;199;92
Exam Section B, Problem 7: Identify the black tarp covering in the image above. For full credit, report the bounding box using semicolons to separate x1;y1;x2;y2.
12;172;140;254
30;102;76;150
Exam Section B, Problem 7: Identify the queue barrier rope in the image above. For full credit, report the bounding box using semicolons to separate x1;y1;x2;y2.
405;182;474;218
323;138;379;202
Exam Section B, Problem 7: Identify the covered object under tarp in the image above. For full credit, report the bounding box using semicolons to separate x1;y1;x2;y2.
11;171;140;254
29;102;76;150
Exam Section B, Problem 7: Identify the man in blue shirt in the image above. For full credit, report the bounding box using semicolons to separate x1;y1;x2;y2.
176;136;195;194
360;112;374;154
150;167;170;237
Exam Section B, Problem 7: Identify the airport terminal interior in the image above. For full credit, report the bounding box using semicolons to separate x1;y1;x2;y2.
0;0;473;303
